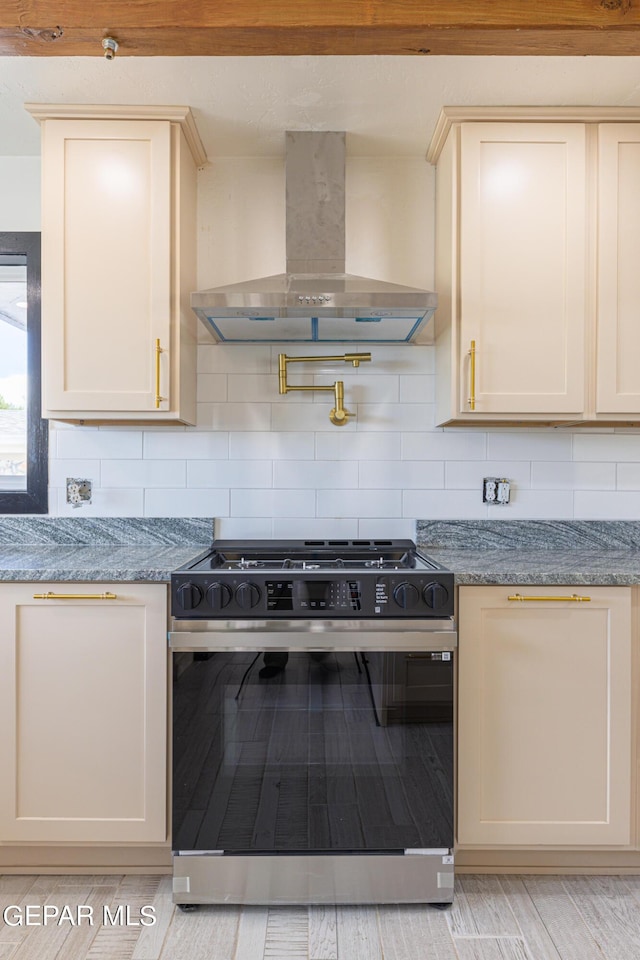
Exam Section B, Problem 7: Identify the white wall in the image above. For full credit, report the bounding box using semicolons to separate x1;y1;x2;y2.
5;154;640;529
0;158;41;231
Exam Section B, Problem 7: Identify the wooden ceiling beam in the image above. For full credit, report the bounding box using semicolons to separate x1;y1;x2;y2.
1;1;640;57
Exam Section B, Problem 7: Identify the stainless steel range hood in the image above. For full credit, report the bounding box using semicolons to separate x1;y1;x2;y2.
191;132;437;344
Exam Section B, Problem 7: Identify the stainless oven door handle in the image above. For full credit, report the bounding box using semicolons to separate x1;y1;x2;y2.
169;627;457;652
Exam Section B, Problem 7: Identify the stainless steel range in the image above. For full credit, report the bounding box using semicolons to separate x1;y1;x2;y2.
170;540;456;907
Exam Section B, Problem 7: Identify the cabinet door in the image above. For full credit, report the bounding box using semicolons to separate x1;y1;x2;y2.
42;119;172;413
597;124;640;414
0;583;167;843
459;123;586;415
458;585;632;846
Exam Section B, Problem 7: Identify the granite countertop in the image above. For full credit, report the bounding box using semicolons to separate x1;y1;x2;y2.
0;518;212;583
3;517;640;586
426;548;640;586
0;545;206;582
417;520;640;587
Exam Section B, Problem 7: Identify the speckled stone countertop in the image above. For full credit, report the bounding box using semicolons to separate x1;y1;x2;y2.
0;518;212;582
3;517;640;585
417;520;640;586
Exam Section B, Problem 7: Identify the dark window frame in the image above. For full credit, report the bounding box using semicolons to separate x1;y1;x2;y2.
0;232;48;514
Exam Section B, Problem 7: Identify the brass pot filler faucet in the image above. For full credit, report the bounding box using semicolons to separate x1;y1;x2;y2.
278;353;372;426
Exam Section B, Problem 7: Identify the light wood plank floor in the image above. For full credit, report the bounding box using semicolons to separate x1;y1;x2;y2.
2;874;640;959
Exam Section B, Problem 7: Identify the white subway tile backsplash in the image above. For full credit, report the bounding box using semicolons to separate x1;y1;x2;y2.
487;490;574;519
487;431;572;461
56;429;143;460
198;344;272;375
358;518;417;539
273;460;358;489
196;402;272;431
317;489;402;519
574;491;640;519
402;431;487;461
272;518;359;539
144;431;229;460
196;374;228;403
445;460;531;490
356;403;435;432
187;460;272;488
49;459;101;487
617;463;640;489
399;375;436;403
532;461;616;490
229;374;313;403
316;432;401;461
573;433;640;462
272;403;354;432
231;489;316;518
43;340;640;522
55;487;144;517
403;490;487;519
313;375;399;404
101;459;186;488
144;488;230;517
358;345;434;375
229;432;315;460
216;517;274;538
359;461;444;489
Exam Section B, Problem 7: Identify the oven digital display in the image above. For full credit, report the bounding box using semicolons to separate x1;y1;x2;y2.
302;580;333;609
266;580;294;611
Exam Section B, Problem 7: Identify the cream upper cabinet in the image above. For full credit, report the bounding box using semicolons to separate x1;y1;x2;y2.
596;124;640;415
429;107;640;426
27;104;206;424
0;582;168;843
431;117;587;424
457;585;633;848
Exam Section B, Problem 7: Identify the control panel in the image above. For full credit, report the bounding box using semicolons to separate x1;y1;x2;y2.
172;572;453;619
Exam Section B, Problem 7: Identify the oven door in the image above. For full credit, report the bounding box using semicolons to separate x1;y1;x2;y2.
170;620;455;858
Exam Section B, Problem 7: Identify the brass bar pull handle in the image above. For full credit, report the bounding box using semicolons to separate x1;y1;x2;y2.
33;592;118;600
468;339;476;410
508;594;592;603
155;339;166;409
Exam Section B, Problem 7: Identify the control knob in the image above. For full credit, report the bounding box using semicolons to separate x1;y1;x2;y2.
392;581;420;610
176;582;203;611
423;581;450;610
207;581;232;611
235;581;262;610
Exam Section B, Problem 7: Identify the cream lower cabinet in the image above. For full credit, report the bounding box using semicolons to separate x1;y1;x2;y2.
457;585;632;847
26;104;206;424
0;583;167;844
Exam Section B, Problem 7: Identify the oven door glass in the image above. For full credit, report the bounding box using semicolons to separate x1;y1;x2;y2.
173;650;453;854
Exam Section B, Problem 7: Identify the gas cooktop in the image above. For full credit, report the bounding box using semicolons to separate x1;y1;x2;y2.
172;539;454;620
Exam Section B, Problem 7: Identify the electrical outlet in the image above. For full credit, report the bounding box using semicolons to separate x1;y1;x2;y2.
66;478;92;508
483;477;511;505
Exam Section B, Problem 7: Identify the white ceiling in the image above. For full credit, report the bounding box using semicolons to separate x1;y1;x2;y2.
1;54;640;158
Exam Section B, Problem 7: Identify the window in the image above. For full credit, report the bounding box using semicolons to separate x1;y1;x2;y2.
0;233;48;513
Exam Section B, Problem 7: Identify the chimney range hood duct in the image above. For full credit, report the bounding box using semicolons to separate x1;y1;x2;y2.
191;131;437;344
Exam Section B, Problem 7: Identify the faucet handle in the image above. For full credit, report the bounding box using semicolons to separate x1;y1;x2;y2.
329;406;354;426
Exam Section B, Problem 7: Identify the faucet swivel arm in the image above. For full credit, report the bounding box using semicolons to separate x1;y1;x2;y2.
277;352;372;427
